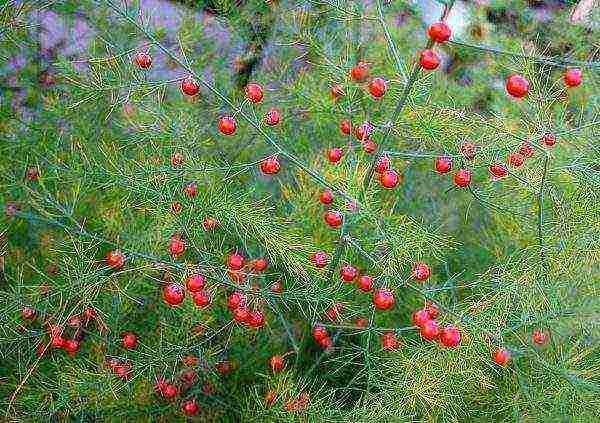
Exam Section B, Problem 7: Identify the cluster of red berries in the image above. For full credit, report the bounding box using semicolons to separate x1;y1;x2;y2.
162;273;213;308
227;290;266;328
154;376;200;416
411;302;461;348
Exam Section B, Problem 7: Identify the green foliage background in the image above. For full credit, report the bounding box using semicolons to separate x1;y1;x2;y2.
1;0;599;421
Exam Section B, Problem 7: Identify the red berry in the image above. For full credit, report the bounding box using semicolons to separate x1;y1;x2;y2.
327;147;344;164
412;309;431;327
324;210;343;228
228;291;247;310
163;383;179;398
564;68;582;87
248;309;265;328
508;153;525;168
493;348;511;366
122;332;138;349
203;217;219;230
379;169;400;189
355;318;368;328
270;280;283;294
439;325;461;348
363;139;377;154
427;21;451;43
318;336;333;349
134;52;152;69
375;155;391;174
368;77;387;98
218;115;237;135
171;152;184;167
320;190;334;205
312;325;328;342
163;283;185;306
460;141;477;160
270;355;285;372
52;335;65;349
183;181;198;198
354;122;372;142
264;108;281;126
357;275;374;292
169;237;186;257
260;155;280;174
419;50;440;70
326;303;342;322
506;74;529;98
489;163;508;179
233;306;249;324
373;288;395;310
425;301;439;319
105;250;125;269
227;252;245;270
331;84;345;100
21;306;36;320
542;133;556;147
192;290;211;307
532;329;549;345
186;274;206;292
350;61;370;82
181;77;200;96
182;399;199;416
26;167;40;182
63;339;80;355
310;251;329;268
340;264;358;282
245;82;264;103
412;262;431;281
420;319;439;341
454;169;472;188
435;156;453;174
518;141;535;158
340;119;352;135
382;331;400;351
253;258;268;272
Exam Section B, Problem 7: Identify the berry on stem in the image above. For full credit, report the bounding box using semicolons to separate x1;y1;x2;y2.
375;155;391;173
493;348;511;366
454;169;472;188
489;163;508;179
310;251;329;268
324;210;343;228
350;61;370;82
373;288;395;310
181;77;200;96
218;115;237;135
532;329;549;346
105;250;125;269
320;190;334;205
228;291;247;310
363;139;377;154
186;274;206;292
169;237;186;257
192;290;211;307
181;399;199;416
506;74;529;98
354;122;372;142
564;68;582;87
439;325;461;348
379;169;400;189
419;50;440;70
412;309;431;327
163;283;185;306
460;141;477;160
312;325;328;342
248;309;265;328
420;319;439;340
270;355;285;372
542;133;556;147
368;77;387;98
428;22;451;43
253;257;268;272
412;262;431;281
382;331;400;351
260;155;281;174
508;153;525;168
227;252;245;270
264;108;281;126
327;147;344;164
340;264;358;282
245;82;264;103
357;275;374;292
435;156;453;174
183;181;198;198
340;119;352;135
134;52;152;69
519;141;535;158
122;332;138;349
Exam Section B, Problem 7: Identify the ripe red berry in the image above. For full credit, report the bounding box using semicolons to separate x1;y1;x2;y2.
542;133;556;147
218;115;237;135
248;309;265;328
460;141;477;160
412;309;431;327
419;50;440;70
171;152;184;167
310;251;329;268
192;290;211;307
21;306;36;320
331;84;345;100
270;355;285;372
368;77;387;98
427;21;451;43
425;301;439;319
260;155;281;174
63;339;80;356
203;217;219;230
340;264;358;282
453;169;472;188
420;319;439;340
163;383;179;398
318;336;333;349
340;119;352;135
508;153;525;168
134;52;152;69
363;139;377;154
532;329;549;345
354;122;372;142
312;325;328;342
439;325;461;348
245;82;264;103
52;335;65;349
350;61;370;82
506;74;529;98
122;332;138;349
264;108;281;126
375;155;391;174
105;250;125;269
412;262;431;281
181;76;200;96
253;258;268;272
519;141;535;158
169;237;186;257
227;252;245;270
228;291;247;310
382;331;400;351
373;288;395;310
493;348;511;366
357;275;374;292
564;68;582;87
327;147;344;164
379;169;400;189
181;399;199;416
435;156;453;174
186;274;206;292
319;190;334;205
324;210;343;228
233;306;249;324
163;283;185;306
183;181;198;198
489;163;508;179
